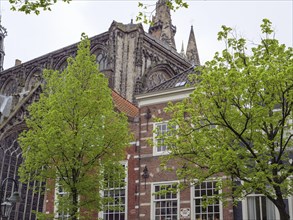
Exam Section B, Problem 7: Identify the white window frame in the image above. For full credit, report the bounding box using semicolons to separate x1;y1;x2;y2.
54;179;70;220
151;181;180;220
191;180;223;220
242;193;281;220
289;194;293;220
99;160;128;220
153;121;171;156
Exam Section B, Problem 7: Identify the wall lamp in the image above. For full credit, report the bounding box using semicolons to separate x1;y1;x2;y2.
0;177;21;219
142;166;149;189
182;164;188;184
145;108;152;130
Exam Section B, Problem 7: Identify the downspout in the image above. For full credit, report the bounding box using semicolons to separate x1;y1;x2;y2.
137;107;142;220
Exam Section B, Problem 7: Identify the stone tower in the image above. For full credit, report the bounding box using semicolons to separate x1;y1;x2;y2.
149;0;176;49
0;16;7;72
186;25;200;66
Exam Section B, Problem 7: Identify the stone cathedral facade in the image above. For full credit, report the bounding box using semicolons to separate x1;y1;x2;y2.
0;1;201;219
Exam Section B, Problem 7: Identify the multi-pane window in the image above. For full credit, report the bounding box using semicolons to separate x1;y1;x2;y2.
55;181;70;220
246;195;277;220
103;163;127;220
153;183;178;220
193;181;220;220
154;122;169;155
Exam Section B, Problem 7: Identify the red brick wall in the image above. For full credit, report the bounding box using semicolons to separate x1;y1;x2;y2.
44;179;55;215
137;102;234;220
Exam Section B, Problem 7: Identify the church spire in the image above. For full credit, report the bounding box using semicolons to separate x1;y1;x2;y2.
0;15;7;72
180;41;186;58
148;0;176;49
186;25;200;66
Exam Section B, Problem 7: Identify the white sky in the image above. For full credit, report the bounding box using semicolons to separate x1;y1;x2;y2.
1;0;292;70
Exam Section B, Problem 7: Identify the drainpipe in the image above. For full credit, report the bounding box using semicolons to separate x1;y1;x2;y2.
137;107;142;220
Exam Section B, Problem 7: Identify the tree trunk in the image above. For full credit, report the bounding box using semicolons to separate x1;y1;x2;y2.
70;187;79;220
275;200;290;220
272;193;290;220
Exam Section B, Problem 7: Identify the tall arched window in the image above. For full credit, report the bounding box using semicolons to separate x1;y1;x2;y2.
96;53;107;71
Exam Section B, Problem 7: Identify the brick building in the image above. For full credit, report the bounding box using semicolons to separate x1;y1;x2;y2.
135;70;293;220
135;70;234;220
0;0;292;219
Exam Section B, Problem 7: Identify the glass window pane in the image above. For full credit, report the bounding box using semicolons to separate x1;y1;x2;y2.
155;122;169;153
103;164;127;220
193;181;220;220
154;184;178;219
247;195;277;220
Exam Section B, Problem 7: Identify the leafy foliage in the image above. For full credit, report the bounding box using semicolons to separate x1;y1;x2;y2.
9;0;71;15
18;35;130;219
162;19;293;219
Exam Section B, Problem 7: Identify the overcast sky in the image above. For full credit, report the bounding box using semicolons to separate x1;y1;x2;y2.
1;0;292;70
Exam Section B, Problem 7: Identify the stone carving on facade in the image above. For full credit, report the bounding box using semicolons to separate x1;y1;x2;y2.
45;55;54;69
32;74;42;88
135;37;143;67
134;76;144;94
54;55;68;72
147;71;169;89
1;78;18;95
144;63;175;90
0;83;41;134
25;69;42;91
117;30;124;38
161;32;171;46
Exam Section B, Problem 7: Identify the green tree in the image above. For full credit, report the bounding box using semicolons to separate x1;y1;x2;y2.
161;19;293;220
18;35;130;219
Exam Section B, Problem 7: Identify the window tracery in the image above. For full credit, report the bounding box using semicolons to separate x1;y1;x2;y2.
96;53;108;71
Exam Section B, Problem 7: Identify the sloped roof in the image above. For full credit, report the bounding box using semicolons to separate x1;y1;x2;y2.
147;66;196;93
111;90;139;118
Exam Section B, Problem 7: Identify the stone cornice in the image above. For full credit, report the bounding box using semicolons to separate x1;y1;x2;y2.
135;86;193;107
